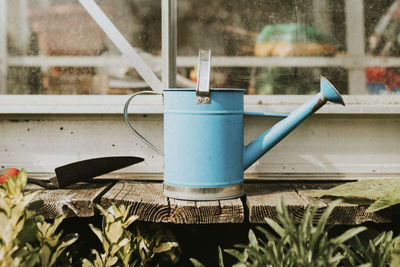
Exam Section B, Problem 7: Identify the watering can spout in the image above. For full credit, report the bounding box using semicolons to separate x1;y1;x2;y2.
243;76;344;170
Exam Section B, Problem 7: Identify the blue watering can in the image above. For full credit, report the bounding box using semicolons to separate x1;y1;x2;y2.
124;50;345;200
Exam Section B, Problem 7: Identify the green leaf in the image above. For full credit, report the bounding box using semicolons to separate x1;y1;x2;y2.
218;246;225;267
256;226;278;243
190;258;206;267
109;243;121;257
248;229;258;249
306;179;400;204
340;243;363;264
367;186;400;212
82;259;94;267
390;248;400;267
152;241;178;253
225;248;247;262
107;221;123;244
123;214;139;228
50;233;79;265
264;218;285;238
331;226;367;244
105;256;118;267
39;245;51;266
16;218;38;245
89;224;103;243
48;215;65;235
118;238;130;247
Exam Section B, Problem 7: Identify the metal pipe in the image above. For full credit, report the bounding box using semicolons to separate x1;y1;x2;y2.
78;0;162;92
0;0;7;94
162;0;177;89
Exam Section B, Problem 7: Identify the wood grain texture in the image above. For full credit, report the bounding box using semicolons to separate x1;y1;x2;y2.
30;182;112;219
101;182;244;224
26;181;392;224
246;182;391;225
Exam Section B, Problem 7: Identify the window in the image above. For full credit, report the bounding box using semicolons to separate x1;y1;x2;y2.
2;0;161;95
1;0;400;95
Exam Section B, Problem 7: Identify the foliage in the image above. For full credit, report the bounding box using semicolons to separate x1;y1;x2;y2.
307;179;400;212
223;200;366;267
340;230;398;267
0;169;77;267
367;186;400;212
83;203;178;267
0;169;40;267
190;246;225;267
35;215;79;266
390;238;400;267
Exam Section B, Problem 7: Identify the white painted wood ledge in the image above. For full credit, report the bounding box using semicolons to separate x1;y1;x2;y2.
1;94;400;114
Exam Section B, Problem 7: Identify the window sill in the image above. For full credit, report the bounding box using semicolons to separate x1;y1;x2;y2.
1;94;400;115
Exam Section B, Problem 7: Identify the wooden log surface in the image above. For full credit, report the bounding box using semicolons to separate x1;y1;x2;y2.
25;180;392;224
27;182;112;219
246;182;392;225
101;182;244;224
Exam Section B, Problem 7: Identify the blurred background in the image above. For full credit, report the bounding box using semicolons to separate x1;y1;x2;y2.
1;0;400;95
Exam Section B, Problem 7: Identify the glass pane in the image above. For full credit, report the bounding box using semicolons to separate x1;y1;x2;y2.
177;0;347;94
4;0;160;94
364;0;400;95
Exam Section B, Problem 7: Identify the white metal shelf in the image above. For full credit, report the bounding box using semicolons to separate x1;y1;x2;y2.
1;94;400;115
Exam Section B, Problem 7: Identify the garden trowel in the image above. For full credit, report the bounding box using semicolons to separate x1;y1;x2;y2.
28;156;144;189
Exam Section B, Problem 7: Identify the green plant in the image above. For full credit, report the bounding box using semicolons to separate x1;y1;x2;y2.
307;179;400;212
224;199;366;267
35;215;79;266
340;230;398;267
0;169;40;267
83;203;178;267
0;169;77;267
190;246;225;267
390;237;400;266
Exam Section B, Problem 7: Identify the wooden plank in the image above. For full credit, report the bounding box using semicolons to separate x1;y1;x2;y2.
246;183;308;224
101;182;244;224
246;182;391;225
29;182;112;219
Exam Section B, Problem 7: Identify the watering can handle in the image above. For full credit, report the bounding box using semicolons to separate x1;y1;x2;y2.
196;50;211;104
123;91;163;154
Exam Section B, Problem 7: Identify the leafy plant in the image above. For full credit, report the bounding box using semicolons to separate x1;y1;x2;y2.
83;203;178;267
307;179;400;212
35;215;79;266
367;186;400;212
390;237;400;266
0;169;41;267
340;230;398;267
0;169;77;267
190;246;225;267
223;199;366;267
